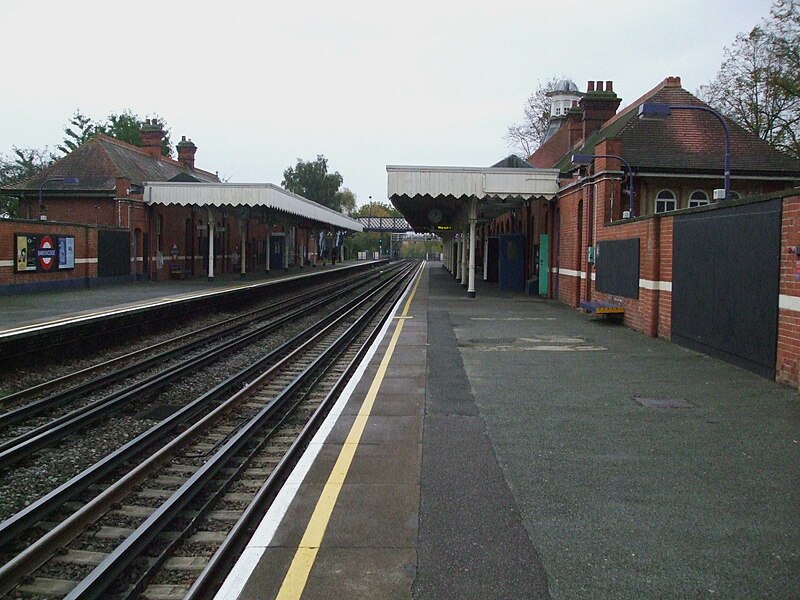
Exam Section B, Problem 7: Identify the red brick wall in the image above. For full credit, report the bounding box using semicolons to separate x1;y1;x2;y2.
555;184;583;307
1;218;99;289
557;190;800;386
777;195;800;387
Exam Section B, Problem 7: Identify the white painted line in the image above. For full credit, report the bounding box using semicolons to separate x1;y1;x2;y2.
0;266;366;339
213;263;422;600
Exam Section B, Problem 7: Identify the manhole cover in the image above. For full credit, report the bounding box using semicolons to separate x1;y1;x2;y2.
634;396;693;409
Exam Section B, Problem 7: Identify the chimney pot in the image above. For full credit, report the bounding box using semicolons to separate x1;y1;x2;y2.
606;81;613;92
596;80;604;92
587;81;595;92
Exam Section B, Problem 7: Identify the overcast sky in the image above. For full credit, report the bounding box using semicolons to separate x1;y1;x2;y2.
1;0;776;207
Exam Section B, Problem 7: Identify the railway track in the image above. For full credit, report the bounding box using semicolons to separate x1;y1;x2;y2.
0;268;397;452
0;259;420;599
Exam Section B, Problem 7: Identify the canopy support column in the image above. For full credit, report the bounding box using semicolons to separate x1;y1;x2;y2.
455;235;462;280
468;198;477;298
265;233;271;273
461;225;468;287
240;220;246;278
207;207;214;280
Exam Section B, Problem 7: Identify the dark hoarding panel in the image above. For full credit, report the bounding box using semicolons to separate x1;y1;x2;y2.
596;238;640;299
672;199;780;379
98;230;131;277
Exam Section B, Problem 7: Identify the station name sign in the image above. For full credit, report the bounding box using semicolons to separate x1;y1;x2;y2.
14;233;75;273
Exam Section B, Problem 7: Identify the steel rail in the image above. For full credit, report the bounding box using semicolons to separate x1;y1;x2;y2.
0;264;412;595
66;262;416;600
0;267;380;423
0;265;407;551
186;260;423;599
0;266;401;469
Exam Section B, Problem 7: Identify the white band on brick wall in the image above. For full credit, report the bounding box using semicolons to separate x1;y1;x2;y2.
553;268;586;279
779;294;800;312
2;258;96;267
639;279;672;292
547;272;676;292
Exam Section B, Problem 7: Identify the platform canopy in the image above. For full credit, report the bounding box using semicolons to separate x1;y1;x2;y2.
144;182;363;231
387;165;560;233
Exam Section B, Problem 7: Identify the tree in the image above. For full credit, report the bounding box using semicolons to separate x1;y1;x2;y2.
282;155;344;211
699;0;800;159
334;187;357;215
350;201;403;255
769;0;800;98
59;109;173;157
0;146;55;217
103;110;173;157
352;201;400;218
58;110;98;155
504;76;561;157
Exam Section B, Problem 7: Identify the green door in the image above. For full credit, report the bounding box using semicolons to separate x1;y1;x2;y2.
538;234;549;296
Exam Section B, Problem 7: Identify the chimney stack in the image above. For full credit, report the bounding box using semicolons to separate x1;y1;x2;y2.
177;136;197;171
579;79;622;140
140;118;164;157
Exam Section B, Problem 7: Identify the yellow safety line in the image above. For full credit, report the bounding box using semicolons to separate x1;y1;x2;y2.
276;264;423;599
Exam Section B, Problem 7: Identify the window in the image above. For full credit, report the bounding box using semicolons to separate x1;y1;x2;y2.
655;189;677;213
730;191;741;200
555;107;561;115
688;190;709;208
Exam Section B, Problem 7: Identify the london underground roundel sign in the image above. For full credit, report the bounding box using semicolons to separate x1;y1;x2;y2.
38;235;57;271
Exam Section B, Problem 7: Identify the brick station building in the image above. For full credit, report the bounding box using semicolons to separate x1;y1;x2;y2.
1;121;362;290
389;75;800;386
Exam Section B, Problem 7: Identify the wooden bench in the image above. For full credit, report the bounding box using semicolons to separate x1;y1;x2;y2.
169;262;186;280
580;300;625;321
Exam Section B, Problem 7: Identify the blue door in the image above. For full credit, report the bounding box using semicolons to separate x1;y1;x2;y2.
270;236;285;270
498;234;525;292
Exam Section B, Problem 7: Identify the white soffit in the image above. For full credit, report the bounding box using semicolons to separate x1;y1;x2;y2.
143;182;363;232
387;166;560;199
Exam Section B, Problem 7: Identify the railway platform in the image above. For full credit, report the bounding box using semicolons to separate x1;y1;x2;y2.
0;261;361;332
213;262;800;599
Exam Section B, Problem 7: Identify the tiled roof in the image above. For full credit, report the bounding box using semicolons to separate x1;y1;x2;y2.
527;124;572;169
2;134;219;194
616;85;800;175
541;77;800;178
491;155;534;168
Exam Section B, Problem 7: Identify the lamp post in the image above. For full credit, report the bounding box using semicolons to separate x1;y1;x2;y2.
638;102;731;201
571;153;636;218
38;176;79;220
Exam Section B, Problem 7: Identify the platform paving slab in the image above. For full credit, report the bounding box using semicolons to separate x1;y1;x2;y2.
430;266;800;599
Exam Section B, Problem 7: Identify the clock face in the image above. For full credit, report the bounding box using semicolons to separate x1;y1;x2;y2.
428;208;443;224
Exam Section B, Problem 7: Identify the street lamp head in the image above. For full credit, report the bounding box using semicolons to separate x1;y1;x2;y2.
62;177;80;185
638;103;672;120
571;153;594;165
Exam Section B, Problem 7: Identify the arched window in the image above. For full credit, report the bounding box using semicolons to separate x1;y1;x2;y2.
688;190;709;208
655;189;677;213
